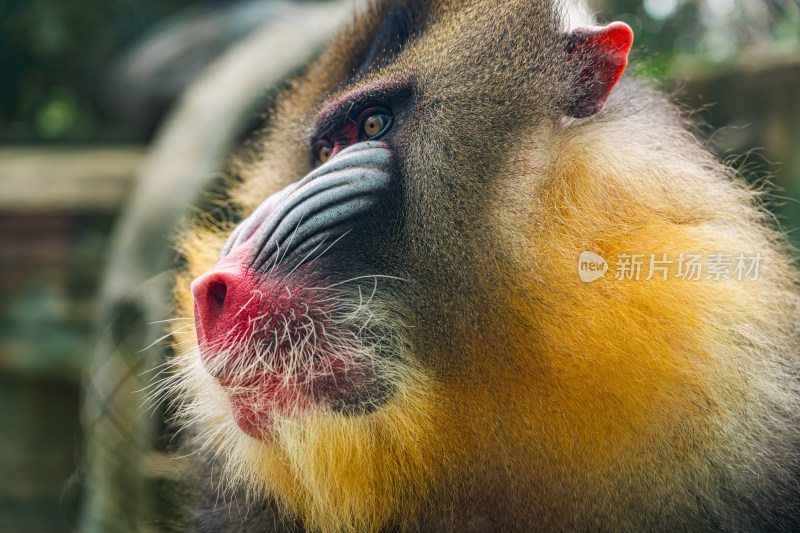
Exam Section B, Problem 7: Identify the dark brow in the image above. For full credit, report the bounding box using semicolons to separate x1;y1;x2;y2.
312;77;412;141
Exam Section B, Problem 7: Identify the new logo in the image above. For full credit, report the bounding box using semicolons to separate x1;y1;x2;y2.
578;251;608;282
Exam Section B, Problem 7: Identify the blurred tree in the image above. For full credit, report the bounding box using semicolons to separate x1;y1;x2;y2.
0;0;194;143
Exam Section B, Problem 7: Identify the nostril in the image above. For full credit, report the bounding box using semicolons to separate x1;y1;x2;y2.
209;280;227;309
190;245;255;354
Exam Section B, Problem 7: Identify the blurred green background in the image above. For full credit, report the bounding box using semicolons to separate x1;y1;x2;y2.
1;0;798;531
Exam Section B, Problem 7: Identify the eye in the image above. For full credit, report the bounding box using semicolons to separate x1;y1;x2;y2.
315;141;333;164
359;108;393;140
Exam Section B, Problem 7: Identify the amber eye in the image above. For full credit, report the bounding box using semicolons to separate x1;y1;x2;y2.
360;109;392;140
316;141;333;164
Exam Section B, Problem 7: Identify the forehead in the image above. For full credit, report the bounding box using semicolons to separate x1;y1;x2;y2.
269;0;564;141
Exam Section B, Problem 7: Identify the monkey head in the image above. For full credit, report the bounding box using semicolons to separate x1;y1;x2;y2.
169;1;799;531
189;1;632;437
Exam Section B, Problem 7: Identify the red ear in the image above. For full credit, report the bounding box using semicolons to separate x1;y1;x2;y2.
566;22;633;118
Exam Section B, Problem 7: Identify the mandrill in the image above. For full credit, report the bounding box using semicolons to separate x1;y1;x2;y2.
166;0;800;531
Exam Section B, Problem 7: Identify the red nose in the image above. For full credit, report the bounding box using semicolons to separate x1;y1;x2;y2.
191;246;259;359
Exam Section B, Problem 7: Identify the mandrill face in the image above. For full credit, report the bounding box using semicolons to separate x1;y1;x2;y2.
169;1;799;531
190;141;402;438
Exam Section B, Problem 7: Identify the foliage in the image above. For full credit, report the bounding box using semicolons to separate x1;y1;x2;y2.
0;0;194;143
